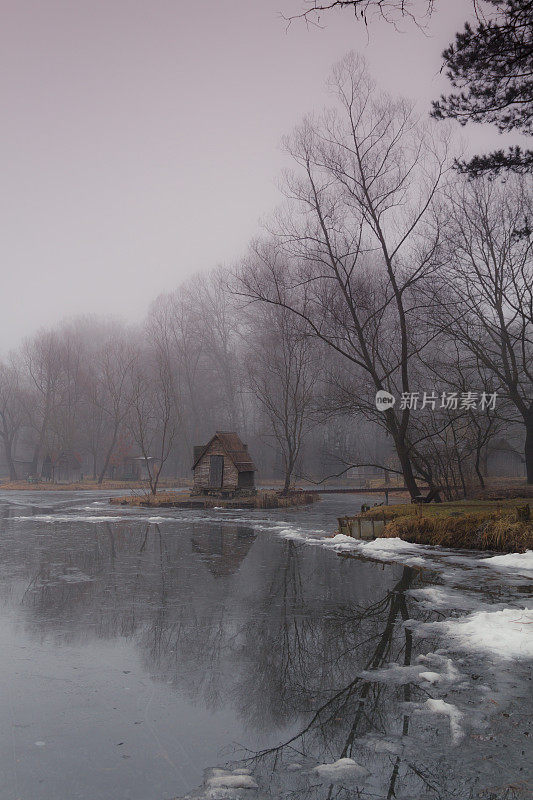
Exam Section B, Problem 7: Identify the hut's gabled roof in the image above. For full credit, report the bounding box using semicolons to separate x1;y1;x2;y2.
192;431;256;473
50;450;82;468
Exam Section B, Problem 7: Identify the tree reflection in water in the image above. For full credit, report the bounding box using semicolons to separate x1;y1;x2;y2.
0;512;530;800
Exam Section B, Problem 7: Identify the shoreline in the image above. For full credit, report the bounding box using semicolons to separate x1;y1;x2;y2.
354;499;533;553
110;489;320;510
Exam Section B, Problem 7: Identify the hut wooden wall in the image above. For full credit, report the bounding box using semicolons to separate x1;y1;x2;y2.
193;439;239;490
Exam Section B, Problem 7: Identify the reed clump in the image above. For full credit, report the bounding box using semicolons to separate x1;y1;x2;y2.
381;507;533;552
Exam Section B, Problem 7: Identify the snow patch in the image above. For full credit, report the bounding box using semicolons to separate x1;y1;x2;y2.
360;659;457;686
207;769;257;791
313;757;370;783
359;537;418;554
181;767;259;799
481;550;533;576
416;653;461;680
419;671;442;684
442;606;533;660
423;698;464;743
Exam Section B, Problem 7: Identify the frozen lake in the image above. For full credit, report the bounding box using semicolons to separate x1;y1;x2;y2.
0;491;531;800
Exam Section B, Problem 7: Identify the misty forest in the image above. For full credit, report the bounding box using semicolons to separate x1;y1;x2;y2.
0;2;532;800
1;54;532;498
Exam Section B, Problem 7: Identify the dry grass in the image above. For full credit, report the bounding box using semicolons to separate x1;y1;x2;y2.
253;490;319;509
361;499;533;552
110;491;190;506
0;479;186;492
110;489;319;509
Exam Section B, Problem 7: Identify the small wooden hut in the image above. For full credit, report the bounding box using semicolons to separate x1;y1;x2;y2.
192;432;256;496
42;451;82;483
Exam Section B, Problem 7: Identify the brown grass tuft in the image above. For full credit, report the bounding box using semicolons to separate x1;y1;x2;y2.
382;510;533;552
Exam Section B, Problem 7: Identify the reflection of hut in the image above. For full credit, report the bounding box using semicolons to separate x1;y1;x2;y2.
485;439;525;478
192;525;256;578
192;432;256;496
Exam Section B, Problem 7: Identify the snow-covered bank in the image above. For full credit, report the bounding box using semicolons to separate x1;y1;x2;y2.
277;528;533;662
278;528;533;578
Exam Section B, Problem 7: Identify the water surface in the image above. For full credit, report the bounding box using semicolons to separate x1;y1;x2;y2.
0;491;531;800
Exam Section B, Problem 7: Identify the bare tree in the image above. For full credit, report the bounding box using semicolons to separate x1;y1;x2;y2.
129;328;181;495
286;0;436;26
440;176;533;483
237;54;451;498
0;361;26;481
22;329;63;476
96;335;137;485
196;269;246;431
245;304;317;492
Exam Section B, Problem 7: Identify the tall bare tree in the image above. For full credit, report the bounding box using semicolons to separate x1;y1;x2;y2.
129;325;181;495
96;335;137;485
245;304;317;493
440;175;533;482
237;54;451;498
22;329;63;476
0;361;26;481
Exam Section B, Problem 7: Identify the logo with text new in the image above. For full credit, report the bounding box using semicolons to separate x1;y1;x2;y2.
375;390;396;411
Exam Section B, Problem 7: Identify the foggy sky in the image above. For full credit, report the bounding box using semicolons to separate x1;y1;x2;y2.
1;0;522;353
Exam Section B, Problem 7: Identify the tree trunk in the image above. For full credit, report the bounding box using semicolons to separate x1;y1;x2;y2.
31;443;41;477
525;403;533;485
98;426;118;485
474;453;485;490
2;439;18;481
281;449;295;495
149;461;157;495
394;439;420;499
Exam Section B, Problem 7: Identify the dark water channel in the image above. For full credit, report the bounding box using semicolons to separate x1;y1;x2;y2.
0;491;531;800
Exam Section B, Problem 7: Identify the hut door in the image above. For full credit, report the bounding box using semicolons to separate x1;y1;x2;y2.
209;455;224;488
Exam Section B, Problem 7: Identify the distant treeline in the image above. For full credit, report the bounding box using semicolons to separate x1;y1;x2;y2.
1;56;531;498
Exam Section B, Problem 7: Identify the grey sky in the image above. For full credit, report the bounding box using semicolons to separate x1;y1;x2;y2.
0;0;521;352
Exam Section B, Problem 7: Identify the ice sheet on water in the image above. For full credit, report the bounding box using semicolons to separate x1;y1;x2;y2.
12;514;128;523
275;526;533;663
276;527;533;587
409;586;483;612
360;658;460;686
360;736;403;754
